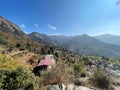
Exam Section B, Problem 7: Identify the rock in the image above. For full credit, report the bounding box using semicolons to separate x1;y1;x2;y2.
113;78;120;86
73;86;94;90
47;84;66;90
62;84;66;90
47;84;94;90
47;85;60;90
67;84;74;90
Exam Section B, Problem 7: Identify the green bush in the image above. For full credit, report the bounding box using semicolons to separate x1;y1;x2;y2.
74;62;84;73
0;67;39;90
0;37;8;45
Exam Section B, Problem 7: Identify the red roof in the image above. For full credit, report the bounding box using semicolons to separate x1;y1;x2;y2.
37;58;52;66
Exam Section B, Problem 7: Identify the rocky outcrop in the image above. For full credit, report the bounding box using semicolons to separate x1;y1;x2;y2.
47;84;66;90
73;86;94;90
47;84;94;90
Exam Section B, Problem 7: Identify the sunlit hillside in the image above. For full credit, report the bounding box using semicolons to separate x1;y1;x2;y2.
0;0;120;90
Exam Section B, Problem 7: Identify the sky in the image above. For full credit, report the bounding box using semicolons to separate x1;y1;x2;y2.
0;0;120;36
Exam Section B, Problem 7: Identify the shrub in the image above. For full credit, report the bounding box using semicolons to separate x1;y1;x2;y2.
74;63;83;73
0;54;41;90
0;37;8;45
42;63;70;86
16;42;21;48
92;70;111;89
80;71;86;78
0;54;23;70
74;79;82;86
0;67;39;90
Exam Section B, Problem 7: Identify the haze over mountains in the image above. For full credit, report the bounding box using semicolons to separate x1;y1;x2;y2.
94;34;120;45
1;16;120;58
0;0;120;89
29;32;120;58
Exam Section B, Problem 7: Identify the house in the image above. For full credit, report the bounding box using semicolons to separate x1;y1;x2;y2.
41;55;56;68
33;55;56;76
37;58;52;69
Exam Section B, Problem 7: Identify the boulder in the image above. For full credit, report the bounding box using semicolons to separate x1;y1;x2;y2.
47;84;66;90
47;85;60;90
47;84;94;90
67;84;74;90
73;86;94;90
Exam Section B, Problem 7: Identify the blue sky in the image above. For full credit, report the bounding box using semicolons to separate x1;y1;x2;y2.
0;0;120;36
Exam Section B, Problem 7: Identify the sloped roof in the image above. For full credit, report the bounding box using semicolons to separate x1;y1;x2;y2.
37;58;52;66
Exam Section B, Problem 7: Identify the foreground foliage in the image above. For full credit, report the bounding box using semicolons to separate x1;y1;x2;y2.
0;54;40;90
0;67;39;90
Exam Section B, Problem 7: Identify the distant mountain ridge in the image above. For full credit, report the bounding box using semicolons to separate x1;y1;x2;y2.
28;32;53;44
29;32;120;58
94;34;120;45
0;16;77;58
1;16;120;58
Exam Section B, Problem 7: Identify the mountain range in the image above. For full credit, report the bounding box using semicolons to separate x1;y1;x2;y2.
94;34;120;45
1;16;120;58
29;32;120;58
0;16;71;55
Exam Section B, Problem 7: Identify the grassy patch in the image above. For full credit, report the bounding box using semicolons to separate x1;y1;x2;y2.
91;70;111;89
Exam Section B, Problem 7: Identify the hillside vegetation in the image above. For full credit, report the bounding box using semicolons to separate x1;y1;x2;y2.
0;16;120;90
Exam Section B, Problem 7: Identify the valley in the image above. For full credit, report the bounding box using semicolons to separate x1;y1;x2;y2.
0;16;120;90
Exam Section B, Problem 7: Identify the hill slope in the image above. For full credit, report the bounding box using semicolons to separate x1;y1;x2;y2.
0;16;43;53
0;16;75;56
0;16;28;40
28;32;53;44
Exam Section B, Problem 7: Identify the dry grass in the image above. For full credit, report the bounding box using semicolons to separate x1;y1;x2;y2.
41;63;71;86
91;70;112;89
112;85;120;90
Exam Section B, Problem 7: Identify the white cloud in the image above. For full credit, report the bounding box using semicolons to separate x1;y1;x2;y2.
24;31;30;34
34;24;40;29
20;24;26;28
48;24;56;30
47;33;61;36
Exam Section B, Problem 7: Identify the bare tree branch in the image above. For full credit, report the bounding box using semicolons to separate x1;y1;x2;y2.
117;0;120;5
